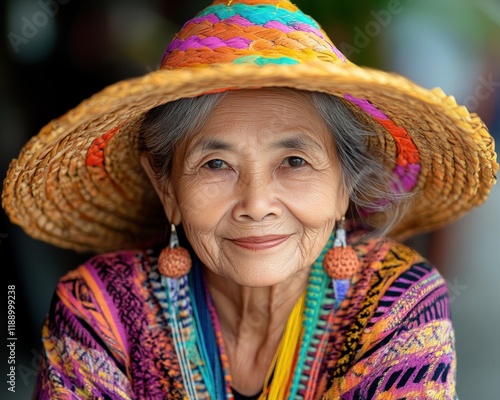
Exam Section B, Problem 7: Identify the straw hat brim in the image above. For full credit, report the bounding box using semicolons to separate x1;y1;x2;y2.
2;62;497;253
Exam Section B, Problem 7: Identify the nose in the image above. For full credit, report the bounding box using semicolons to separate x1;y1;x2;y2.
232;172;282;222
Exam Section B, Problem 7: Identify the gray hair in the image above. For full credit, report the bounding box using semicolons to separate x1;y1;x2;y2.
139;89;411;237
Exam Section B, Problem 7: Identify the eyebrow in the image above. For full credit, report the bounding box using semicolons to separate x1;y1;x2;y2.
270;134;324;152
185;133;324;160
185;137;235;160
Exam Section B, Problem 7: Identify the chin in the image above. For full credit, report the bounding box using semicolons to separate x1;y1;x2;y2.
226;266;299;288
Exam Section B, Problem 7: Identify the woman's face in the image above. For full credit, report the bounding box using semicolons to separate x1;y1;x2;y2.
153;88;348;287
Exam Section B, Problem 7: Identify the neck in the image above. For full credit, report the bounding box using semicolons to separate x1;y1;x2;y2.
205;267;309;344
203;267;309;394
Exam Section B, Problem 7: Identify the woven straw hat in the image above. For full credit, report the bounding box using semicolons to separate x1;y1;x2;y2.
2;0;497;253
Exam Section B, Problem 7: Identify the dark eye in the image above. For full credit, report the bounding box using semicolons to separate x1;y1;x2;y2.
283;157;306;167
203;159;228;170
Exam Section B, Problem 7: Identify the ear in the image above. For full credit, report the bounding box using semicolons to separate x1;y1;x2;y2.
140;154;182;225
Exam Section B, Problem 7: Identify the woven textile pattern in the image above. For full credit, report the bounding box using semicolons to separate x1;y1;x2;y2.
34;235;457;399
160;1;346;69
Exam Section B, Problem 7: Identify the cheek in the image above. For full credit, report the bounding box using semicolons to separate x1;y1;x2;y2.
175;177;231;230
283;174;344;228
174;179;223;262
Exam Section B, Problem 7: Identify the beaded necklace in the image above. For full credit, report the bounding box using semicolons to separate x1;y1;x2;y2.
161;232;336;398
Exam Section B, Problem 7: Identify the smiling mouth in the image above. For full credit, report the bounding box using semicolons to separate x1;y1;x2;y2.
230;235;290;250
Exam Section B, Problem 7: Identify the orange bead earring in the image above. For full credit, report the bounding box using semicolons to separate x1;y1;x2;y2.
323;217;359;280
158;224;192;278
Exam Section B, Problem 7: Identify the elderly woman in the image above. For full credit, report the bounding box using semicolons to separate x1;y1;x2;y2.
2;0;497;399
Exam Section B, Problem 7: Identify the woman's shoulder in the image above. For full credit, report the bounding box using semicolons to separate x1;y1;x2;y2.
39;247;175;398
49;246;165;350
58;247;160;288
345;228;444;291
352;233;450;320
338;230;452;346
350;232;447;307
329;232;455;396
351;230;425;270
328;234;456;398
52;247;162;332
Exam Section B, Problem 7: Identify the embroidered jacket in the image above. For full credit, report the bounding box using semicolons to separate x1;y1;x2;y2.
34;235;457;399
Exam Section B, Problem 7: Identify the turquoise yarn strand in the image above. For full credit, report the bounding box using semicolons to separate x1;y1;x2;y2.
198;4;320;29
189;259;225;399
164;276;198;399
287;232;334;398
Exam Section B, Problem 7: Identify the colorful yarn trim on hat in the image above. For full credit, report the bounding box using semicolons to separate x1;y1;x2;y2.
86;125;122;169
344;94;421;194
161;0;347;69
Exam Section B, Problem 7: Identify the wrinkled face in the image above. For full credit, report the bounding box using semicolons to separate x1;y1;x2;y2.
149;88;349;287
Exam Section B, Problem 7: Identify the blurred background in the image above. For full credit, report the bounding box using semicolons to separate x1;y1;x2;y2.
1;0;499;398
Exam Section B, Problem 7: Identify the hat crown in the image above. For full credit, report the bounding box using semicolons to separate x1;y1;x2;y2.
160;0;347;69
